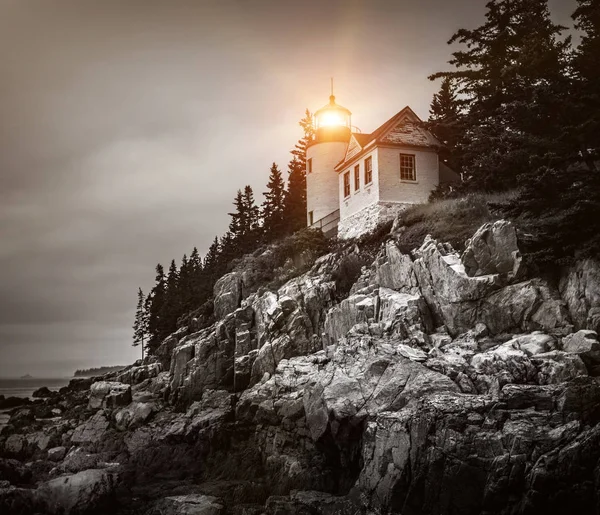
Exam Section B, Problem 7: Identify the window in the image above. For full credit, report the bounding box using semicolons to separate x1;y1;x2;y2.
307;158;313;175
364;156;373;185
308;210;314;225
343;172;351;198
354;165;360;191
400;153;416;181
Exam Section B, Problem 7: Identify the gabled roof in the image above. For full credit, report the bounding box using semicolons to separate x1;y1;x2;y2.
335;106;441;171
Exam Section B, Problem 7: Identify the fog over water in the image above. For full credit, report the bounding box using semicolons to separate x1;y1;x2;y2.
0;0;576;377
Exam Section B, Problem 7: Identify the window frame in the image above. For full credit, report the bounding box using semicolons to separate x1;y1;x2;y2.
364;156;373;185
354;164;360;192
399;153;416;182
308;210;314;225
343;171;351;198
307;158;313;175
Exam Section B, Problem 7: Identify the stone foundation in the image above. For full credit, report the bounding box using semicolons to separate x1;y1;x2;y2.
337;201;409;239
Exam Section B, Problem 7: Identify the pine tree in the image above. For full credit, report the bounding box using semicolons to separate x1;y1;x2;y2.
203;237;221;282
570;0;600;170
132;287;148;360
147;263;166;353
427;77;464;177
262;163;287;241
430;0;571;190
160;259;180;337
228;189;245;239
284;110;314;232
242;185;261;248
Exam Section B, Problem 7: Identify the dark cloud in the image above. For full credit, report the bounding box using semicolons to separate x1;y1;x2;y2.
0;0;577;377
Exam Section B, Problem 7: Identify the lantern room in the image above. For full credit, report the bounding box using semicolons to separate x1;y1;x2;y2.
313;94;352;143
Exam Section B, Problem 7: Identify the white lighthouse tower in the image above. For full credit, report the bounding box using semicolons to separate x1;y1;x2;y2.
306;87;352;230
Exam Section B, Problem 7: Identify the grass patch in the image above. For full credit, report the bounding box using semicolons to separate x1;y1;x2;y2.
393;190;517;253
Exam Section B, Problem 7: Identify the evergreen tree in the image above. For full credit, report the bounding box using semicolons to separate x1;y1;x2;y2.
242;185;261;248
160;259;180;337
147;263;166;353
132;287;148;360
228;189;245;239
427;77;464;176
569;0;600;169
284;110;314;232
262;163;287;241
203;237;221;281
430;0;571;190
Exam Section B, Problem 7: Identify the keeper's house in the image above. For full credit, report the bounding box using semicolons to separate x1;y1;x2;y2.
306;93;458;239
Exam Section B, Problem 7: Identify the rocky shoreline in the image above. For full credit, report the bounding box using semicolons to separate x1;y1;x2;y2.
1;220;600;514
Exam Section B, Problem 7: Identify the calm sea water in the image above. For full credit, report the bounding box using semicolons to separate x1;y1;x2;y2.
0;377;72;399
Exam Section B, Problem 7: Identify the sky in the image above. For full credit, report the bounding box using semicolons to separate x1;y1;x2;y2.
0;0;577;378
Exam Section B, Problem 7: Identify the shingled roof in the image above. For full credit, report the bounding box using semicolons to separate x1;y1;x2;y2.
335;107;440;171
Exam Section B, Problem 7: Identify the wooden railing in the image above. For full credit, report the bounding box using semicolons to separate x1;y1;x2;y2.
309;209;340;238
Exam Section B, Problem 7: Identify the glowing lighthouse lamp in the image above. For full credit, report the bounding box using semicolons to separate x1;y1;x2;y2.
313;80;352;141
305;80;353;227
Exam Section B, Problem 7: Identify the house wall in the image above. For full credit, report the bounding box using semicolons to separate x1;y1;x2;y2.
377;146;439;204
338;148;379;221
306;141;348;224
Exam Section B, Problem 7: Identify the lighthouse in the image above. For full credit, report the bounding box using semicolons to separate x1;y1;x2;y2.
305;90;352;229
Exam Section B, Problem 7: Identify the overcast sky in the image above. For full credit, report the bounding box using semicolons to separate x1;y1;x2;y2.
0;0;576;378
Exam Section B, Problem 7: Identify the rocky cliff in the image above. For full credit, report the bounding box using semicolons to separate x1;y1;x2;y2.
2;219;600;515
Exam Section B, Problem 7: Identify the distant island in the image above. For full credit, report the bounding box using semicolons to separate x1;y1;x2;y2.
73;366;126;377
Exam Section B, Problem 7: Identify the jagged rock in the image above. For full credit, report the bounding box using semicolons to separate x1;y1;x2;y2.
562;330;600;375
71;411;109;444
532;351;587;384
116;362;162;386
147;494;224;515
470;341;537;395
462;219;522;277
559;258;600;332
47;446;67;462
88;381;131;409
32;386;57;398
324;287;431;345
114;402;154;431
265;490;356;515
39;469;117;514
368;240;420;292
214;272;243;320
4;434;24;455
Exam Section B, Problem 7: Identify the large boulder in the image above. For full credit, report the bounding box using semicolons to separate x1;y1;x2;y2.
461;219;522;278
562;330;600;375
213;272;243;320
146;494;224;515
71;411;110;444
39;469;117;515
88;381;131;409
559;258;600;332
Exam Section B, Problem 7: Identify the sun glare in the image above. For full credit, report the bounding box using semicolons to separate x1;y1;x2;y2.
318;110;346;128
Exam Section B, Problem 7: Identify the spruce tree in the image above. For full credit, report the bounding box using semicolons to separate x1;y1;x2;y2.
242;185;261;248
570;0;600;169
430;0;571;190
228;189;245;240
132;287;148;360
284;110;314;232
427;77;464;176
160;259;180;337
147;263;166;353
262;163;287;241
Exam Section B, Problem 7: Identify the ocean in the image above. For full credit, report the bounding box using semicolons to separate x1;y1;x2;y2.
0;377;73;431
0;377;72;399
